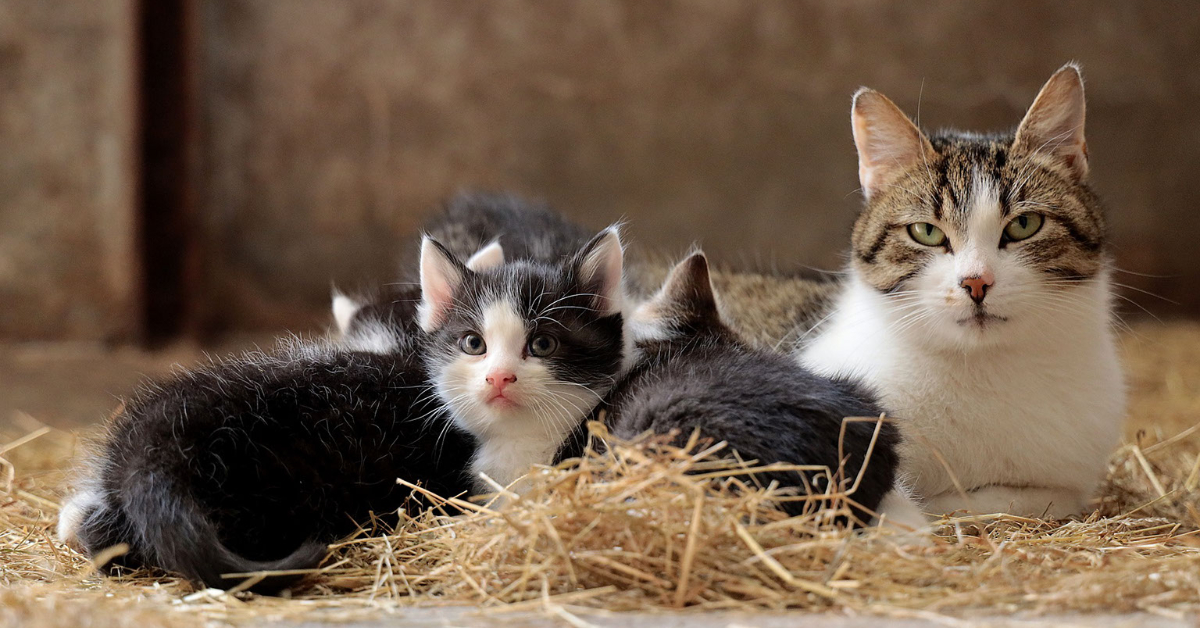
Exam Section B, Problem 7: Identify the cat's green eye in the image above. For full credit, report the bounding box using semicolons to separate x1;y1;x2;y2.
528;334;559;358
459;333;486;356
1004;212;1044;242
907;222;947;247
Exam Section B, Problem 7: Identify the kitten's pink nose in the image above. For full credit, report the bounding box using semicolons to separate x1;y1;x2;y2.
485;371;517;393
960;274;994;304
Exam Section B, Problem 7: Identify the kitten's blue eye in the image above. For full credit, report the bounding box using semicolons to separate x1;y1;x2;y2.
1004;212;1044;242
459;333;486;355
907;222;947;247
527;334;559;358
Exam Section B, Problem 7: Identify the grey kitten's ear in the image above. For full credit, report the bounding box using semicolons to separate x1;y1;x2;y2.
851;88;936;200
331;292;362;334
658;252;719;323
418;236;468;332
465;240;504;272
574;226;624;316
1013;63;1088;181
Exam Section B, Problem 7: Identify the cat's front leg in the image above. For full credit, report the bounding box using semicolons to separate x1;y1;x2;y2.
924;485;1087;519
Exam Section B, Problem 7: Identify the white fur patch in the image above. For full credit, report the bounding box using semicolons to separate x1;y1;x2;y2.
57;482;102;548
334;319;401;354
873;487;931;534
800;267;1124;520
331;294;361;334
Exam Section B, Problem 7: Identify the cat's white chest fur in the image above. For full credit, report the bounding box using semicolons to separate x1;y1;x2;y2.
470;428;566;495
799;275;1125;518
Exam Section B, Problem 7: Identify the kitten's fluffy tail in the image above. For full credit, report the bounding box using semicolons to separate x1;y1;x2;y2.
67;471;326;594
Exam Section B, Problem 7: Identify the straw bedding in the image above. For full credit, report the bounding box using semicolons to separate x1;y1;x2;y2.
2;322;1199;625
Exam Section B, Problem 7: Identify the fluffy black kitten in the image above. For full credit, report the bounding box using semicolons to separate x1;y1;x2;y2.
597;253;899;524
58;335;475;593
424;191;595;262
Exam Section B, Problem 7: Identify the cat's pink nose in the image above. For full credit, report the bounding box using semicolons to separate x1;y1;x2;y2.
960;274;994;304
485;371;517;393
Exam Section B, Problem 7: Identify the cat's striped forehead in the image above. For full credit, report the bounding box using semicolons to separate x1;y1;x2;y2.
851;131;1107;293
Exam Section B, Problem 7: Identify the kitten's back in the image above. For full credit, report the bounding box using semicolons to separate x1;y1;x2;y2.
605;254;897;523
62;339;475;591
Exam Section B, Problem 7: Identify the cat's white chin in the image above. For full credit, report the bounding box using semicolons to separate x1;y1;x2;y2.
485;395;522;410
800;269;1124;519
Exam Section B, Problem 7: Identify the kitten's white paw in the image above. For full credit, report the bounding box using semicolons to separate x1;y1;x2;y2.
925;485;1087;519
872;488;934;543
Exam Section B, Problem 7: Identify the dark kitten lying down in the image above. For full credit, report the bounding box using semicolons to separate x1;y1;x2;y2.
598;253;900;523
59;223;631;593
57;336;475;593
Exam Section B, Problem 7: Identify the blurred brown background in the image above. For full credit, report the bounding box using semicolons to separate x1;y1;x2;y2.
2;0;1197;345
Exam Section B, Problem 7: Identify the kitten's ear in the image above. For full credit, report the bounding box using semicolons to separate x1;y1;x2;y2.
465;240;504;272
851;88;936;200
418;236;468;332
658;252;719;324
331;292;362;334
574;226;624;316
1013;63;1088;181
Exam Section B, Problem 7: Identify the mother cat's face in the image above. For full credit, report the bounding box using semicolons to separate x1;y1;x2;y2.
847;65;1109;349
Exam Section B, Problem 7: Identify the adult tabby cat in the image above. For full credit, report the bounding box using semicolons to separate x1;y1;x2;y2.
799;64;1124;520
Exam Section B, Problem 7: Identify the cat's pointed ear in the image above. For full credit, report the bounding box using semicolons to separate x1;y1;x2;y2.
659;252;719;324
418;236;468;332
331;292;362;334
465;240;504;272
852;88;936;200
1013;63;1088;181
575;226;624;316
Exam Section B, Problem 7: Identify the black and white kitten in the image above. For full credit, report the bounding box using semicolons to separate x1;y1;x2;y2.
58;227;629;591
415;229;629;492
57;336;475;592
601;253;900;524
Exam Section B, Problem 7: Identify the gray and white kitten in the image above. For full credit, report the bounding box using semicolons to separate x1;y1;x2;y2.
799;64;1124;521
602;253;899;525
